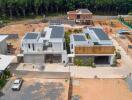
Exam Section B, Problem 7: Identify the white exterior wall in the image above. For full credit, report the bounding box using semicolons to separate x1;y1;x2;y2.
109;55;115;65
0;39;7;54
62;51;68;63
24;54;44;64
52;42;63;51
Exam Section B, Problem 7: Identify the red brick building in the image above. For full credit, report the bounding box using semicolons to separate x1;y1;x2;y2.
67;9;93;24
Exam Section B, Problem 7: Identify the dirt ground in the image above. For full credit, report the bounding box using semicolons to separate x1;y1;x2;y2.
9;77;69;100
114;36;132;58
94;19;129;34
72;79;132;100
24;78;69;100
0;22;48;54
0;23;48;37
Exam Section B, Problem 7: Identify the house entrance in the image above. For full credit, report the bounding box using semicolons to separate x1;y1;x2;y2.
45;54;62;63
94;56;110;64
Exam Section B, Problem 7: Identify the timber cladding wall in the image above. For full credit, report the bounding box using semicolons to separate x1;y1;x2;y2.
75;46;115;54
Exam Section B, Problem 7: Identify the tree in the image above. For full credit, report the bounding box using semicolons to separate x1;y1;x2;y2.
34;0;42;15
0;0;131;19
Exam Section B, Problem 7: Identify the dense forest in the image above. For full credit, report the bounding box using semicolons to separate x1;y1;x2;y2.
0;0;131;19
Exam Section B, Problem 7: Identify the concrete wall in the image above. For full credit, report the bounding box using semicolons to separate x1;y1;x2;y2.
68;13;92;20
0;40;7;54
62;52;68;63
24;54;44;64
52;42;63;51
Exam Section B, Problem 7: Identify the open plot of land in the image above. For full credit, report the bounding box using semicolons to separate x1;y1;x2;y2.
94;19;129;34
0;23;47;37
72;79;132;100
1;78;69;100
0;22;48;53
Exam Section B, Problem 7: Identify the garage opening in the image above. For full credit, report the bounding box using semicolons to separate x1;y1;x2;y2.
94;56;109;64
45;54;62;63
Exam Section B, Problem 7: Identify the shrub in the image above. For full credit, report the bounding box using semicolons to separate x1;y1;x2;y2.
2;69;12;79
115;52;121;59
87;57;94;66
74;58;83;66
73;29;82;33
0;79;7;89
68;29;72;33
92;63;96;68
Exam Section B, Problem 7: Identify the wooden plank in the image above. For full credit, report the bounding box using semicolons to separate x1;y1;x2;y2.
75;46;115;54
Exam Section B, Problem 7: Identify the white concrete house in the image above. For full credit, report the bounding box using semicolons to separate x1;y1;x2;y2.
69;27;115;65
0;35;8;54
21;25;67;64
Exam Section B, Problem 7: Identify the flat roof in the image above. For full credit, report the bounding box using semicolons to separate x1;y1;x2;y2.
0;55;15;71
0;34;18;39
89;28;110;40
49;26;64;38
0;35;8;42
73;35;86;41
68;9;92;14
77;9;92;13
24;33;39;39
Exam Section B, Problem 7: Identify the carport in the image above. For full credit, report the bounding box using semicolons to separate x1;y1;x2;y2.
94;56;110;64
0;55;15;74
45;54;62;63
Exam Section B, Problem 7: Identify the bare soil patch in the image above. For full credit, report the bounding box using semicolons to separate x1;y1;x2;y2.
72;79;132;100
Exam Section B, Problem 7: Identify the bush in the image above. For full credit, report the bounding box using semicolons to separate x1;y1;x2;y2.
128;12;132;15
115;52;121;59
65;32;70;53
3;70;11;78
87;57;94;66
67;29;72;33
74;57;95;67
0;79;7;89
74;58;83;66
73;29;82;33
91;63;96;68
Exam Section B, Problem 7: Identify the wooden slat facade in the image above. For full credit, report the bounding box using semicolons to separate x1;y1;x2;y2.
75;46;115;54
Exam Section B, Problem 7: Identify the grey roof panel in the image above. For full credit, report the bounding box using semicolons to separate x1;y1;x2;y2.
77;9;92;13
89;28;110;40
0;34;19;39
24;33;38;39
49;26;64;38
73;35;86;41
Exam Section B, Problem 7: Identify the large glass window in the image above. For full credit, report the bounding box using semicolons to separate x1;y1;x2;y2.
28;44;30;49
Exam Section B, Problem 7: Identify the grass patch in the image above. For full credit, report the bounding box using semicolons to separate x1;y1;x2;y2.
0;79;7;90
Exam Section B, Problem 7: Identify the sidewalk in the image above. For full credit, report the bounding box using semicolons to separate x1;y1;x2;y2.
17;63;69;72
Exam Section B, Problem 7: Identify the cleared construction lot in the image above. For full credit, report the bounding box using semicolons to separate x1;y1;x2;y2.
72;79;132;100
1;78;69;100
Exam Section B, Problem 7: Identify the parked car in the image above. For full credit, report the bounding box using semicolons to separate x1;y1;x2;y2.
11;78;23;91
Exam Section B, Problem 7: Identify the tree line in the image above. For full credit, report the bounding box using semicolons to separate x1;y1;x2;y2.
0;0;131;19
